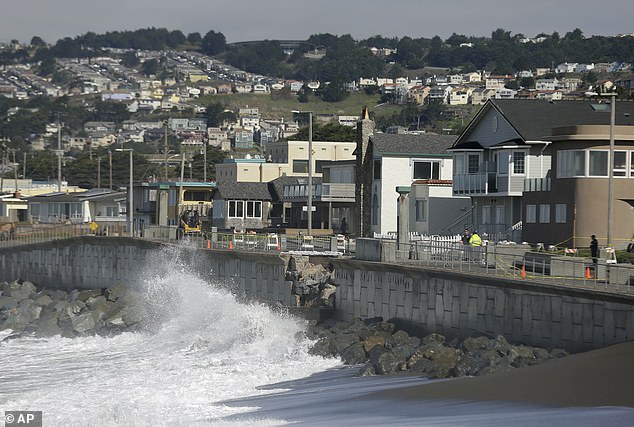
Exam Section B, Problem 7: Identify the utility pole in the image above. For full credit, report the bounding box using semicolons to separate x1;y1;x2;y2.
164;120;169;181
11;149;17;192
97;156;101;188
23;152;26;180
108;150;112;190
57;114;62;192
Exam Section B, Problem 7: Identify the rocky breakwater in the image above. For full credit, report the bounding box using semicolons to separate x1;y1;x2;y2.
308;317;569;378
285;255;337;308
0;280;141;338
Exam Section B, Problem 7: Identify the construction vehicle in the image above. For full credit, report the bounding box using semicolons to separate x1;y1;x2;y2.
179;209;202;236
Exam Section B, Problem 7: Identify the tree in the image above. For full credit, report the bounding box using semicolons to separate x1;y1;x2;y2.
387;63;406;80
187;32;202;45
519;77;535;89
37;57;56;77
318;79;348;103
141;59;159;76
30;36;46;47
121;51;139;68
201;30;226;55
290;122;356;142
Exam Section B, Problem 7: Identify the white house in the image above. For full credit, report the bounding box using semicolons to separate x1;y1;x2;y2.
370;133;457;234
536;78;560;91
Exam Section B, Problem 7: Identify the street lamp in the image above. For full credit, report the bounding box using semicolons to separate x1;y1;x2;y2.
115;148;134;237
292;110;313;236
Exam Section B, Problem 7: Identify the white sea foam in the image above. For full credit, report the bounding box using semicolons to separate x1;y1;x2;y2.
0;245;341;426
2;244;634;426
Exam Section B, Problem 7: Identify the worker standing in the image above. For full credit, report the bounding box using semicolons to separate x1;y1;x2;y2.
469;230;482;247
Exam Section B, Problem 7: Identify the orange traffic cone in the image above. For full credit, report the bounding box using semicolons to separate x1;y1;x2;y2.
207;240;211;249
229;240;233;250
520;264;526;278
277;242;281;251
585;267;592;279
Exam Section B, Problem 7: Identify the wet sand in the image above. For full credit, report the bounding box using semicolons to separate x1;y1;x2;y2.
375;341;634;408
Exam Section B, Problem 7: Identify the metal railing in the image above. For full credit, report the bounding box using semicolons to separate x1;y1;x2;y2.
0;223;94;248
392;240;634;294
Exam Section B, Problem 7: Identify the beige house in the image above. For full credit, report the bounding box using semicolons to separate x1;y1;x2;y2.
523;123;634;249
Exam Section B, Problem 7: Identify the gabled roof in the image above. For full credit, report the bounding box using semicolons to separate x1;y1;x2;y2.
372;133;456;157
214;182;273;201
455;99;634;149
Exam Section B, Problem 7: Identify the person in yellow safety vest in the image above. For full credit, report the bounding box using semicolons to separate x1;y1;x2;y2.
469;230;482;247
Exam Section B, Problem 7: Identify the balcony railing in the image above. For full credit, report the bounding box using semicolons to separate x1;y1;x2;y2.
321;183;355;202
524;178;551;192
453;173;496;195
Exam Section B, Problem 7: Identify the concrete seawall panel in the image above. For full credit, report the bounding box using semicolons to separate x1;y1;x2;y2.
330;258;634;353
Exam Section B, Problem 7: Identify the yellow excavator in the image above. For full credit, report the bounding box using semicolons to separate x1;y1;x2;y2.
179;209;202;235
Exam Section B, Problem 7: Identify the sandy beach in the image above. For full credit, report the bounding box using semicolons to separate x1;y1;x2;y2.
376;341;634;408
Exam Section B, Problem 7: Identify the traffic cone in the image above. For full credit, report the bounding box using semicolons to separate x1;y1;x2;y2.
277;241;281;251
207;240;211;249
520;264;526;278
229;240;233;250
585;267;592;279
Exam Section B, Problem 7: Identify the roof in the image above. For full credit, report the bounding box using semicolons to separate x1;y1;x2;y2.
214;182;273;201
372;133;456;157
28;189;126;203
456;99;634;148
268;176;323;201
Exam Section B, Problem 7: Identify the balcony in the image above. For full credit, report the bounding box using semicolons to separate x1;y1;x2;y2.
321;183;355;202
524;178;551;192
452;173;496;195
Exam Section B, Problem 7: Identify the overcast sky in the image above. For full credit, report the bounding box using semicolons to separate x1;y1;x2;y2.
2;0;633;45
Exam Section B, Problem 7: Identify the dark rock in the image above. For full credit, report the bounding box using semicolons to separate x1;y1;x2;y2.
363;335;386;353
462;336;490;352
422;333;446;345
341;342;367;365
77;289;103;302
33;294;54;307
362;316;384;327
550;348;568;358
358;363;376;377
369;346;404;375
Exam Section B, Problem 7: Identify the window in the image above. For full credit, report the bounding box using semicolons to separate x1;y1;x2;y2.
30;202;40;219
228;200;244;218
557;150;585;178
413;161;440;180
613;151;627;177
467;154;480;174
454;154;464;174
573;151;585;176
495;205;504;224
372;193;379;225
482;205;491;224
315;160;326;173
589;151;608;176
555;204;566;223
415;199;427;221
539;204;550;223
512;151;525;174
373;160;381;180
246;201;262;218
498;151;509;174
526;204;536;223
106;206;119;217
293;160;308;173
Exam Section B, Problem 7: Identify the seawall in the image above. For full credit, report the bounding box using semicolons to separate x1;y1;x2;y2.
1;238;633;352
